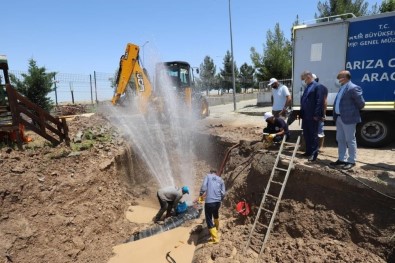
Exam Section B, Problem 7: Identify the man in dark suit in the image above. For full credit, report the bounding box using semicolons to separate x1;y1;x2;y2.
300;71;326;161
330;70;365;170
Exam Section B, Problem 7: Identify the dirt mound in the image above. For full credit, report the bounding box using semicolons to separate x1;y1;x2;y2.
54;104;89;116
0;114;149;263
1;112;394;263
192;140;395;263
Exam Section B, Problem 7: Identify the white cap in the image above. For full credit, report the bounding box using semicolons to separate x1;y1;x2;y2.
312;73;317;80
263;112;274;121
268;78;277;86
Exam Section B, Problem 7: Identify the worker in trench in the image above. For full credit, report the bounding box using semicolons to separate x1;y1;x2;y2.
153;186;189;223
262;111;290;146
198;170;226;244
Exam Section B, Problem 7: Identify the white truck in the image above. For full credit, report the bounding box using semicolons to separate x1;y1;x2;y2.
291;12;395;147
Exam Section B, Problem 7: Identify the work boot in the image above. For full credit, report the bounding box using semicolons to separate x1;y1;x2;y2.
208;227;219;244
214;219;219;230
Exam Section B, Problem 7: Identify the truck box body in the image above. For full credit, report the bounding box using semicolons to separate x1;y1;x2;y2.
291;12;395;147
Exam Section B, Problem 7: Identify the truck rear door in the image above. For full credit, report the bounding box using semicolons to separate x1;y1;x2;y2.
292;21;349;110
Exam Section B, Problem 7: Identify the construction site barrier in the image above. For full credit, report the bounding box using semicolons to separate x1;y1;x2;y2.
4;84;70;147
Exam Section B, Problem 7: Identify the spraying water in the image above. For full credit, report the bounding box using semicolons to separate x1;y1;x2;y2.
102;60;199;195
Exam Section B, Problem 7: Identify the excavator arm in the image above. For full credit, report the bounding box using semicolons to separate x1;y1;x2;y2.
111;43;152;111
111;43;209;118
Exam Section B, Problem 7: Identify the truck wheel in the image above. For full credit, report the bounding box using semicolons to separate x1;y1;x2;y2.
356;115;393;148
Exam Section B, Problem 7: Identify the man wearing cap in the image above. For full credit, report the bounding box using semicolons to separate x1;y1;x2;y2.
199;170;225;244
262;112;290;144
268;78;291;118
153;185;189;223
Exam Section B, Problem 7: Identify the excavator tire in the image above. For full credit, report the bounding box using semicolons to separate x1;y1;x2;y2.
192;94;209;119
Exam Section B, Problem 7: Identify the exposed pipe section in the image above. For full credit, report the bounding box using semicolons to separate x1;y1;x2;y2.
218;143;240;176
125;205;202;243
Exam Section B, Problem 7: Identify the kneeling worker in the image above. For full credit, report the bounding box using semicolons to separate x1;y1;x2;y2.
262;112;290;144
153;186;189;223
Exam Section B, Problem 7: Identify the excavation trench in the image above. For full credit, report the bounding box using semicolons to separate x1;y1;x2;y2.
115;133;395;263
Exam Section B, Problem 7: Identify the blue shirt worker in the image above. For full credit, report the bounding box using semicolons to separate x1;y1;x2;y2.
199;170;225;244
330;70;365;170
153;186;189;223
300;70;326;162
262;112;290;144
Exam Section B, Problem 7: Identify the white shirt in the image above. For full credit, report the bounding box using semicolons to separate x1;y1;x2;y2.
272;84;290;111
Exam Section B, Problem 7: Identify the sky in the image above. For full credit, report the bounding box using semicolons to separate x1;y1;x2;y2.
3;0;380;76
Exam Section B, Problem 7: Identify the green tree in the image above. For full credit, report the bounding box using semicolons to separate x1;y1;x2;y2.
251;23;292;82
239;63;254;93
199;56;216;95
220;51;239;93
10;59;55;112
316;0;377;18
379;0;395;12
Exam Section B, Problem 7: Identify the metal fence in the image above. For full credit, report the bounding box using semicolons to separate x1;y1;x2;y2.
9;70;115;104
7;70;294;105
258;78;293;92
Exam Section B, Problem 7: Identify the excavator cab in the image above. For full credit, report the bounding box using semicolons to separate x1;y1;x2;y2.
155;61;209;118
0;55;10;105
155;61;193;106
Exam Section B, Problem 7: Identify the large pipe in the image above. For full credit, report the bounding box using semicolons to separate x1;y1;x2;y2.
125;205;202;243
218;143;240;176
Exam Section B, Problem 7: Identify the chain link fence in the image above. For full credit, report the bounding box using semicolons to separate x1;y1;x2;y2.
9;70;115;104
258;78;293;92
7;70;295;105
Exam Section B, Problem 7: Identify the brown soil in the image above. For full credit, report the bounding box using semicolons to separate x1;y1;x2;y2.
1;109;394;263
0;114;147;263
191;140;395;263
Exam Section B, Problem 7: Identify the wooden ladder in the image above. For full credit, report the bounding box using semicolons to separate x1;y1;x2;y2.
244;135;300;257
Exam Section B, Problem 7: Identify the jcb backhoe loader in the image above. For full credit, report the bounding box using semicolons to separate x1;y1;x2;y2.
111;43;209;118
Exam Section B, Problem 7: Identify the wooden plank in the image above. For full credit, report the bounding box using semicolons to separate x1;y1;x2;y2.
61;117;70;146
5;83;69;148
21;119;59;145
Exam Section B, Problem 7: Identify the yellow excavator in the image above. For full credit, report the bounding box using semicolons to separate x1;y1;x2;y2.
111;43;209;118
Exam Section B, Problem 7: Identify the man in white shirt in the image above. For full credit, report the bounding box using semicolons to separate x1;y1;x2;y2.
268;78;291;118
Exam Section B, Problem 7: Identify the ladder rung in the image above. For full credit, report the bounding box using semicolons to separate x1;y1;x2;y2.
271;180;283;185
255;222;269;229
282;142;297;146
260;207;273;214
266;194;278;199
275;167;288;172
251;233;265;242
280;155;291;160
